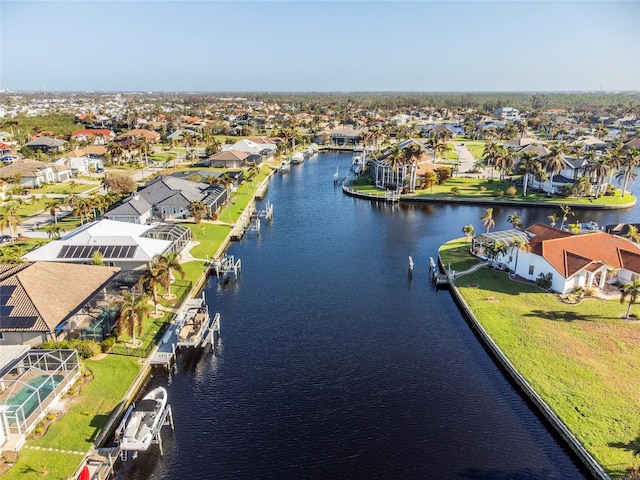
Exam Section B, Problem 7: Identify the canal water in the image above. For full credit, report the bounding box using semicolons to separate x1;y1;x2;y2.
119;152;637;479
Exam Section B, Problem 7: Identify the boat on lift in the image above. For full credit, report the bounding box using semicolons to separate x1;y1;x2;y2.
289;152;304;164
120;387;168;452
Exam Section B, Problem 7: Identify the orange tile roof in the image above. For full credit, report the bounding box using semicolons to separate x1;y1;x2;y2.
529;224;640;278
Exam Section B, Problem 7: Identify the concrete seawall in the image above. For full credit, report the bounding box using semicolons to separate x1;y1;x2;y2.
437;253;609;480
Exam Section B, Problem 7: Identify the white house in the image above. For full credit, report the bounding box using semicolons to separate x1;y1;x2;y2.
474;223;640;294
494;107;520;122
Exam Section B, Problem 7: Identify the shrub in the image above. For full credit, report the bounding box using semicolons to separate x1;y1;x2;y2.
535;272;553;290
492;189;504;197
39;339;101;358
479;186;487;192
101;335;116;353
450;186;460;195
505;186;517;197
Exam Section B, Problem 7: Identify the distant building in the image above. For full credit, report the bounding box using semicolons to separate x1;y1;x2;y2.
494;107;520;122
24;136;66;153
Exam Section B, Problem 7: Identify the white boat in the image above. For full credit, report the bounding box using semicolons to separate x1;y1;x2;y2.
351;154;364;174
280;159;291;173
290;152;304;164
176;298;210;347
120;387;168;452
309;143;319;153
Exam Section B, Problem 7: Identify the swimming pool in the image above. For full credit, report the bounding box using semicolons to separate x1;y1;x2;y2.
2;374;65;421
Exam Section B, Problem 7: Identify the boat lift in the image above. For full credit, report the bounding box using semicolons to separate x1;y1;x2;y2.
250;200;274;236
209;254;241;279
116;402;174;461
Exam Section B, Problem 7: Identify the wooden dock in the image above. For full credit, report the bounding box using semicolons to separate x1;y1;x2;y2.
429;256;450;288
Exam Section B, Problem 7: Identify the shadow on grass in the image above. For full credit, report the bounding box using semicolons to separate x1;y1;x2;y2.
524;309;605;322
609;434;640;457
88;413;110;443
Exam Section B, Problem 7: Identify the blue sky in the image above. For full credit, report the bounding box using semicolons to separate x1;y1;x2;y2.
1;1;638;92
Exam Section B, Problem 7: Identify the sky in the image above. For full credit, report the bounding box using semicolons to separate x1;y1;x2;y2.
1;1;639;93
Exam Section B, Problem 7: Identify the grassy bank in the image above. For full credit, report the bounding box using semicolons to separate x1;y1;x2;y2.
2;356;141;480
440;238;640;478
350;176;636;208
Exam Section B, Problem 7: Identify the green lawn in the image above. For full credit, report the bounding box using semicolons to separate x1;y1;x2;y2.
2;356;141;480
29;183;95;195
351;176;635;208
463;141;486;160
184;223;232;259
440;239;640;478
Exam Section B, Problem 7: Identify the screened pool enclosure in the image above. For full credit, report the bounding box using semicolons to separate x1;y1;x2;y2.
0;349;80;448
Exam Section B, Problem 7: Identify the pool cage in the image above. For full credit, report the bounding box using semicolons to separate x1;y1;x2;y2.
0;349;80;448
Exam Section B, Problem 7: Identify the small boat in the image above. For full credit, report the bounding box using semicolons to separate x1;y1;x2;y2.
309;143;319;153
280;159;291;173
289;152;304;164
120;387;168;452
303;147;314;157
333;166;339;182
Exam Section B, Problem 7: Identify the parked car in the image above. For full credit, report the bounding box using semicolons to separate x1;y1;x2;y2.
0;235;13;244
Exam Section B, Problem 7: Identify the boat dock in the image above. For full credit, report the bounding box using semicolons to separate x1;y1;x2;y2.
429;256;450;287
150;294;221;367
209;253;241;279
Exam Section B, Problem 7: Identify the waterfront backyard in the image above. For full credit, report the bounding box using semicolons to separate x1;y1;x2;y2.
440;238;640;478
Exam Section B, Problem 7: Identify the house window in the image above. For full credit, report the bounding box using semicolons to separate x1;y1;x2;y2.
528;265;534;275
0;332;4;341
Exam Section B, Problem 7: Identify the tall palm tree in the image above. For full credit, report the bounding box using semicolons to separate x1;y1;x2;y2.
462;224;475;246
189;200;208;223
0;201;22;244
482;139;498;179
137;259;170;317
616;147;640;197
620;279;640;319
517;152;543;197
481;207;495;233
45;198;63;225
588;153;610;197
510;236;531;274
117;291;152;345
493;146;515;181
544;142;567;195
157;252;185;298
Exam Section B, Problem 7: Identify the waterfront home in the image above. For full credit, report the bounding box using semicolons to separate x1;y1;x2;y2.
23;219;191;270
24;136;66;153
206;149;252;168
223;139;275;160
0;262;120;346
105;175;228;223
312;126;363;148
0;158;71;187
369;139;427;192
473;223;640;295
118;129;161;144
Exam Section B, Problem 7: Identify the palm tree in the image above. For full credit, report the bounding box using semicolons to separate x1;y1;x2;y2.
544;142;567;195
462;224;475;245
157;252;185;298
482;139;498;179
0;201;22;244
574;176;592;198
90;250;105;266
620;279;640;319
517;152;543;197
616;147;640;197
507;212;523;230
493;146;515;181
137;259;169;317
624;225;640;243
117;291;152;345
45;198;63;224
548;213;559;228
510;236;531;274
44;223;63;239
559;205;574;230
588;153;610;197
481;207;495;233
188;200;208;223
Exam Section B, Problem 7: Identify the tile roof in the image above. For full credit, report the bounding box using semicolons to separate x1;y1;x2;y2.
0;262;119;333
526;223;640;278
0;158;58;178
208;149;251;161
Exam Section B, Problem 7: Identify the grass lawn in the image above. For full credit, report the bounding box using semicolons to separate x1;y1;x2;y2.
2;356;141;480
440;239;640;478
350;176;635;208
29;183;95;195
183;223;232;259
462;141;486;160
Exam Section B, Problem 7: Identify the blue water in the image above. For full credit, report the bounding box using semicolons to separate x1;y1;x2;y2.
119;153;638;479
